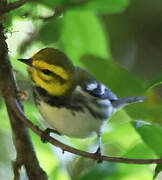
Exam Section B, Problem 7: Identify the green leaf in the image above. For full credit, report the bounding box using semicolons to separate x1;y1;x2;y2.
59;10;109;65
79;161;117;180
81;55;145;97
154;164;162;179
49;166;60;180
126;102;162;124
39;0;130;13
147;75;162;89
111;143;155;180
78;0;130;14
132;121;162;156
132;121;162;179
37;18;63;44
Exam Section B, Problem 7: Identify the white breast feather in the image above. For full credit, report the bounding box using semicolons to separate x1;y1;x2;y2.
37;85;113;138
38;101;104;138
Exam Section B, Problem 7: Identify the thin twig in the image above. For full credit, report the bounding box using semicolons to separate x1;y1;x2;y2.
39;0;91;21
1;0;90;17
0;0;28;15
7;97;162;165
5;0;28;13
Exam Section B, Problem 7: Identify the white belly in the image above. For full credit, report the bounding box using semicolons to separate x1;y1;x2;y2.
38;100;104;138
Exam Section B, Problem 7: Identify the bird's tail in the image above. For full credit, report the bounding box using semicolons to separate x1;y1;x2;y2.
112;96;146;110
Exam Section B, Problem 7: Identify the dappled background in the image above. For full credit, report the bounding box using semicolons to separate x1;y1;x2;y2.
1;0;162;179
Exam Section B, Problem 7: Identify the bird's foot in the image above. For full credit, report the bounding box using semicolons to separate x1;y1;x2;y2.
94;147;103;163
41;128;61;143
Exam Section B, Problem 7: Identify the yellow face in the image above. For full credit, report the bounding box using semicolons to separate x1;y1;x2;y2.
26;48;75;96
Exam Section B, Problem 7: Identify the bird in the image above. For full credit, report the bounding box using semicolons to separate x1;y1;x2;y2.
18;48;145;158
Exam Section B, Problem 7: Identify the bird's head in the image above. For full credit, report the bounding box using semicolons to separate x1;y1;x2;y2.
18;48;75;96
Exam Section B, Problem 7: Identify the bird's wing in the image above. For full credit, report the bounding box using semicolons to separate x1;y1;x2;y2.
81;81;118;100
75;67;118;100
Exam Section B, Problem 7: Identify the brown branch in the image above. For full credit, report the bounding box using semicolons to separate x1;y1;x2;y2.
0;0;90;17
5;98;48;180
0;23;47;179
0;0;28;15
5;0;28;12
6;97;162;165
38;0;91;21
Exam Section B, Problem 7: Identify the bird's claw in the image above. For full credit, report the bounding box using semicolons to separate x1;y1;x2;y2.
94;147;103;163
41;128;60;143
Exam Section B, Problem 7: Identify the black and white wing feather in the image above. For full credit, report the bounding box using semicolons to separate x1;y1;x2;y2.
75;67;117;100
81;81;118;100
75;67;145;120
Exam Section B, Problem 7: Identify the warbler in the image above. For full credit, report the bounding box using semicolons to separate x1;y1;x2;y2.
18;48;145;155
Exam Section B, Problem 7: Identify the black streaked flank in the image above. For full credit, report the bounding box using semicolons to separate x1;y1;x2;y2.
34;84;111;120
73;91;109;120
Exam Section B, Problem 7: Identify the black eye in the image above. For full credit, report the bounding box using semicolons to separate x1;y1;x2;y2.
41;69;52;75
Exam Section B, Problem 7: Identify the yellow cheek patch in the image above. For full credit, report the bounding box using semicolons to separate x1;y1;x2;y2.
47;81;71;96
33;60;70;80
33;69;71;96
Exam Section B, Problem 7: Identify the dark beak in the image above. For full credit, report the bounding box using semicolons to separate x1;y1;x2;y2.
18;58;33;67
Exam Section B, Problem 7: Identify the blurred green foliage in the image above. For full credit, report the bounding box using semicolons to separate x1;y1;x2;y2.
1;0;162;179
